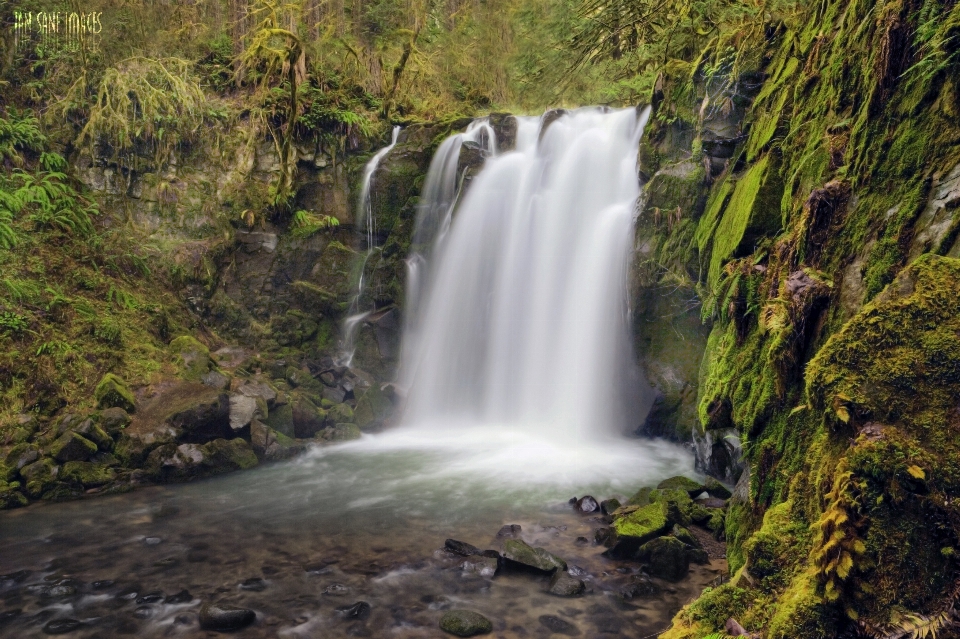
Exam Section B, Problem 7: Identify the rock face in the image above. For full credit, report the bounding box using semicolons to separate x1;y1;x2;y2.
439;610;493;637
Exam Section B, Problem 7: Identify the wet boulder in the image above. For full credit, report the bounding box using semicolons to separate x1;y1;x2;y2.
574;495;599;513
201;439;258;474
94;373;136;413
60;461;116;488
20;458;58;498
326;402;355;426
321;423;362;442
652;488;695;527
264;403;295;439
704;476;733;499
0;483;28;509
548;570;585;596
445;539;482;556
606;501;670;558
354;384;394;432
600;498;622;515
460;556;498;578
636;536;691;581
198;603;255;631
291;396;327;438
501;539;566;573
539;614;581;636
657;475;706;497
228;394;264;432
250;420;302;461
439;610;493;637
72;419;113;451
3;414;39;445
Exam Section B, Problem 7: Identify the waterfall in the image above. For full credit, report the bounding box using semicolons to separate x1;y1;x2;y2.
338;125;400;367
400;107;652;440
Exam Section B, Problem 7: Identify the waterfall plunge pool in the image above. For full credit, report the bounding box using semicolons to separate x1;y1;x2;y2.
0;428;719;638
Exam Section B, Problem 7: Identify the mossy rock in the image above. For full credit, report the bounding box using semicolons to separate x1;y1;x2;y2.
354;384;393;431
703;477;732;499
94;373;136;413
327;402;354;425
50;432;98;463
651;488;695;527
170;335;212;381
290;395;327;438
20;457;58;498
501;539;567;573
657;476;705;496
264;403;295;439
636;536;691;581
0;483;28;509
322;423;362;442
73;419;113;451
627;486;654;506
439;610;492;637
2;414;39;445
612;501;671;548
61;461;116;487
98;407;131;436
200;438;258;473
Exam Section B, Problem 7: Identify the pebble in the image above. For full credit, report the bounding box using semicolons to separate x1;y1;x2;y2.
199;603;256;631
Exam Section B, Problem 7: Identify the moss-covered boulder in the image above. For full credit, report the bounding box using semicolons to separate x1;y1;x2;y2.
169;335;211;381
291;395;327;438
264;403;295;439
651;488;695;527
200;438;258;473
636;536;691;581
61;461;116;487
0;482;27;509
501;539;567;573
439;610;492;637
50;432;98;463
73;419;113;451
98;407;131;437
326;402;354;426
94;373;136;412
20;457;58;498
2;414;39;445
322;423;362;442
657;476;705;496
354;384;393;431
608;501;671;558
703;477;732;499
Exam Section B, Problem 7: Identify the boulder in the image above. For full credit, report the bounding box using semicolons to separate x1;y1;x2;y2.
264;403;296;439
322;423;362;442
657;476;706;497
0;483;28;509
2;414;38;445
326;402;355;425
607;501;670;557
94;374;136;412
5;444;39;474
619;574;661;599
652;488;695;527
548;571;585;596
501;539;566;573
627;487;654;506
20;458;58;498
228;394;262;432
201;370;231;391
704;476;733;499
198;603;255;631
460;556;498;578
98;408;131;436
250;420;302;461
291;396;327;438
445;539;482;556
170;336;211;381
237;380;277;405
637;536;691;581
354;384;394;431
439;610;493;637
201;439;258;474
496;524;522;539
600;498;622;515
60;461;116;488
50;432;98;463
574;495;599;513
73;419;113;451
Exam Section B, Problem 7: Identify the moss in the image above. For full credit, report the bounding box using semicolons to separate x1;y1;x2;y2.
169;335;211;381
94;373;136;413
612;500;670;542
61;461;116;487
657;475;705;495
766;569;836;639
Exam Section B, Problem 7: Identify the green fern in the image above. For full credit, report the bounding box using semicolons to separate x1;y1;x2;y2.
291;209;340;238
0;108;45;165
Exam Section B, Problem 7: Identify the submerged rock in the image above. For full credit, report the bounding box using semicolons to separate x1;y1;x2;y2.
619;574;660;599
199;603;256;631
496;524;521;538
165;590;192;604
548;570;585;596
501;539;566;573
445;539;482;556
539;614;581;636
460;556;498;578
42;618;82;634
336;601;371;620
439;610;493;636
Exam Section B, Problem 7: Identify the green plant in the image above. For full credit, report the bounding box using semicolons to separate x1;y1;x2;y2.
0;109;45;165
0;311;29;335
291;209;340;238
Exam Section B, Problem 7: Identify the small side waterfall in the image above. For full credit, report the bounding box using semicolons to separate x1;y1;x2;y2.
338;125;400;366
400;107;652;440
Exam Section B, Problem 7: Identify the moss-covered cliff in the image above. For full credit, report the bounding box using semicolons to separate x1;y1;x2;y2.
634;0;960;635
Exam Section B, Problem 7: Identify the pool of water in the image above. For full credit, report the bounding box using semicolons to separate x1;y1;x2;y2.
0;427;722;638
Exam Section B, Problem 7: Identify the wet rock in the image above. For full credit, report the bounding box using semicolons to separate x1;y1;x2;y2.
42;618;82;634
548;571;585;596
99;407;131;436
657;476;705;497
73;419;113;451
539;614;581;636
95;373;136;412
445;539;482;556
229;394;261;431
60;461;116;488
165;590;192;603
695;496;728;509
323;583;349;596
291;396;327;438
704;477;733;499
198;603;256;631
322;386;346;404
627;486;653;506
336;601;371;620
354;384;394;432
92;580;114;589
637;536;690;581
239;577;266;592
439;610;493;636
133;605;154;619
501;539;566;573
20;458;58;498
136;591;164;604
600;498;621;515
460;556;498;578
322;423;362;442
170;336;212;381
606;501;670;558
0;609;21;624
50;432;98;463
496;524;522;539
145;537;162;545
574;496;599;513
327;402;355;425
201;438;258;473
574;536;589;546
671;524;702;549
619;574;660;599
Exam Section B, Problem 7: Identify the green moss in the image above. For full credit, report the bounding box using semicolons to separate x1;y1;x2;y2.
94;373;136;413
61;461;116;487
169;335;211;381
657;475;705;495
613;501;670;542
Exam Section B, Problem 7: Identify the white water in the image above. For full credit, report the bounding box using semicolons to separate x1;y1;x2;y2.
338;125;400;366
401;107;653;442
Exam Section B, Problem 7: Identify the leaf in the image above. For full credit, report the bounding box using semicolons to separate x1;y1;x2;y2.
836;406;850;423
837;552;854;579
907;465;926;480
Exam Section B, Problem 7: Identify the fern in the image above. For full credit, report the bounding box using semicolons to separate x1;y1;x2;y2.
811;459;866;603
291;209;340;239
0;108;45;165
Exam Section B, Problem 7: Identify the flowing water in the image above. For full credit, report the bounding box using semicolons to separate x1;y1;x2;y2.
0;108;716;638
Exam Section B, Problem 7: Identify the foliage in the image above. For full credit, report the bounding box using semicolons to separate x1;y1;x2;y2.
290;209;340;238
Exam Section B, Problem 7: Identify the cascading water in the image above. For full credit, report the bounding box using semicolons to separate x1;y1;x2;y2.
400;107;653;441
338;125;400;366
